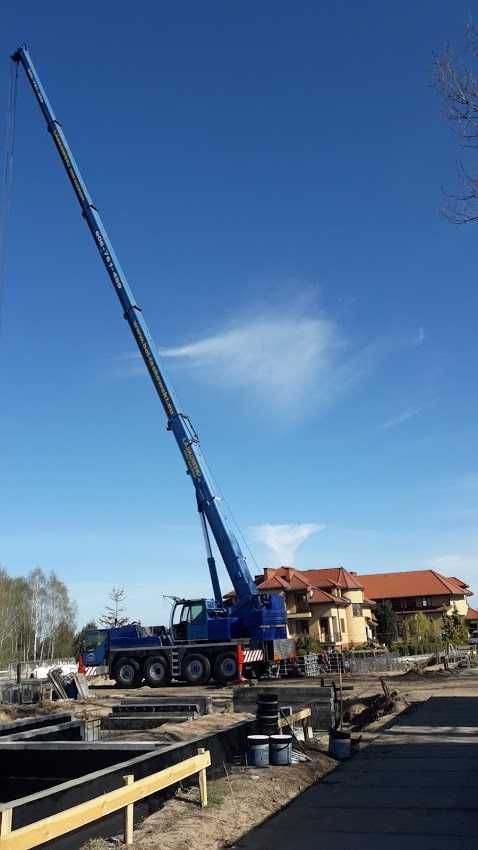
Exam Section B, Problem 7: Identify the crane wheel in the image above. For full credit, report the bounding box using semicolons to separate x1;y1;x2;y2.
213;652;238;684
113;657;141;688
144;656;170;687
182;653;211;685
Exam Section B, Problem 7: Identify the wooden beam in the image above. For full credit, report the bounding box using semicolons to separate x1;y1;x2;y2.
122;775;134;846
0;811;12;838
278;707;311;728
0;751;210;850
197;748;208;808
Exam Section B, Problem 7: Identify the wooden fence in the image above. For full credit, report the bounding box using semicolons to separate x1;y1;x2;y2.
0;749;210;850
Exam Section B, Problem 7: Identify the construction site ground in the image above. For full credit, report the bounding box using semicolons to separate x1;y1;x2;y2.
52;666;478;849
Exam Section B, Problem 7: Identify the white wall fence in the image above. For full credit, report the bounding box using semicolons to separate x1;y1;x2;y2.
0;659;76;681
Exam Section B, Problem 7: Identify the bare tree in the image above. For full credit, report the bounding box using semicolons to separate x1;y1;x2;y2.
99;587;129;628
435;22;478;222
0;566;76;663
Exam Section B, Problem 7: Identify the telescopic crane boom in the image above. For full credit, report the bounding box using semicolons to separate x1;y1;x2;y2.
12;45;285;641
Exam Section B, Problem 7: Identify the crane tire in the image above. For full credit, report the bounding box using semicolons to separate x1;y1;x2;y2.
182;653;211;685
144;655;170;687
113;656;141;688
213;652;238;684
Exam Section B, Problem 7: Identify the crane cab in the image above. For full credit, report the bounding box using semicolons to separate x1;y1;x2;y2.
170;598;235;643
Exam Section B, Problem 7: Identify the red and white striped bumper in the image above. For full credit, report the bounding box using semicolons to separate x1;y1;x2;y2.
243;649;264;663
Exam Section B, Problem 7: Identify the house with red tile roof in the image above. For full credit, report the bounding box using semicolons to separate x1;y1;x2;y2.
228;565;476;646
358;569;473;626
254;566;376;649
465;606;478;635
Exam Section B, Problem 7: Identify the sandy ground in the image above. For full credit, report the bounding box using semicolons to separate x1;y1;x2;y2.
81;749;337;850
101;711;255;744
4;666;478;850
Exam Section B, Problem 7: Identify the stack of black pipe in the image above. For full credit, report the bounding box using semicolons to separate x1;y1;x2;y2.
256;692;279;735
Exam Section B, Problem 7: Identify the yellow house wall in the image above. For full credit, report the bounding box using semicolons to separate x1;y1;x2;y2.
309;604;332;640
262;584;372;646
309;604;345;642
343;589;368;645
451;596;468;616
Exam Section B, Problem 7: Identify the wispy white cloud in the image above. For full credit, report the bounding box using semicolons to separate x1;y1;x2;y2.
415;326;426;346
379;405;423;431
250;523;325;564
117;303;379;417
424;553;469;572
456;472;478;490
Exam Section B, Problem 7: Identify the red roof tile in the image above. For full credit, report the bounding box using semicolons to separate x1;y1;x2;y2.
447;576;469;589
308;588;349;606
258;575;290;590
257;566;364;595
359;570;472;600
302;567;363;590
258;569;312;592
466;606;478;621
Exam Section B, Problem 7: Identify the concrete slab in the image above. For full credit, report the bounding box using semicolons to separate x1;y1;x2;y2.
233;683;337;729
322;769;478;788
235;801;478;838
338;755;478;770
237;695;478;849
294;784;478;809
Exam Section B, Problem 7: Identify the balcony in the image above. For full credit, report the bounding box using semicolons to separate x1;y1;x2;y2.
286;597;311;615
287;611;312;619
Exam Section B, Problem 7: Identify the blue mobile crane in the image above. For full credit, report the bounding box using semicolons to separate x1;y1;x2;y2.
12;46;290;686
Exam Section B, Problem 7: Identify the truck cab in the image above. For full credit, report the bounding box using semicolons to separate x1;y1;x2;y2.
170;598;235;643
80;628;109;666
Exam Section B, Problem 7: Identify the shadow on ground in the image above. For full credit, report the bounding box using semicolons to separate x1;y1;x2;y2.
233;696;478;850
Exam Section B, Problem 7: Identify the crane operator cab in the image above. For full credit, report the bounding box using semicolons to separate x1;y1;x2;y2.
170;598;233;643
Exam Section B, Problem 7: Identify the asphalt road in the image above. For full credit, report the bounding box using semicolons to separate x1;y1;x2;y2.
235;692;478;849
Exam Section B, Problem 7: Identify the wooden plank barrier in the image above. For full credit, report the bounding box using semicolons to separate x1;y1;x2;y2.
277;706;311;728
0;749;210;850
278;706;313;741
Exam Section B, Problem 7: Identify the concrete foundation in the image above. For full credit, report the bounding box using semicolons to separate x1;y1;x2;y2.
102;713;192;730
233;683;337;729
0;713;72;736
119;695;212;714
1;719;83;742
0;716;255;850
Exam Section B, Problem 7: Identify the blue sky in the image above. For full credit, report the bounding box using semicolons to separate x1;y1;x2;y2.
1;2;477;627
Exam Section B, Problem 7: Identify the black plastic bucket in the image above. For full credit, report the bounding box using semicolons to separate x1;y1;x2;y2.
257;695;279;717
257;693;279;735
257;694;279;714
257;693;279;705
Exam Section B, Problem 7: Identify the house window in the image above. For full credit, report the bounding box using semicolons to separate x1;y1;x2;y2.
416;597;432;609
295;620;309;636
340;618;346;634
352;604;362;617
